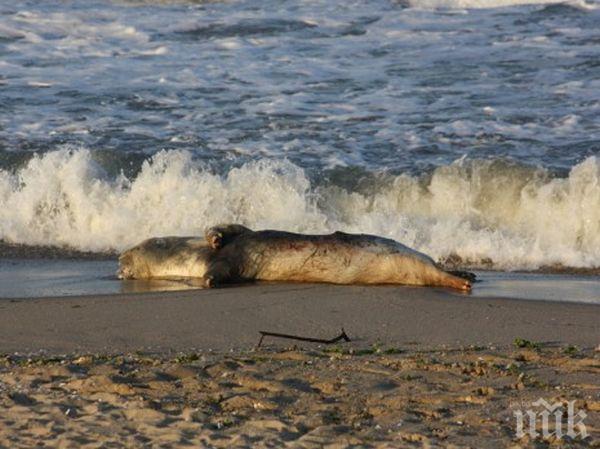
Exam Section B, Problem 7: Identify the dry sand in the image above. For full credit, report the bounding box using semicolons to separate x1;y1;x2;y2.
0;284;599;448
1;345;598;448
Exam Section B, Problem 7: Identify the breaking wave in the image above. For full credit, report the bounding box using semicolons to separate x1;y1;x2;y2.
1;149;599;270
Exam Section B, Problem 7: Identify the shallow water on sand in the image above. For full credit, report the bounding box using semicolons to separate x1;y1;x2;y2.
0;259;199;298
471;271;600;303
1;258;599;303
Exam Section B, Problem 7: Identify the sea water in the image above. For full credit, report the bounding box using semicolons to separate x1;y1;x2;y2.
1;0;599;298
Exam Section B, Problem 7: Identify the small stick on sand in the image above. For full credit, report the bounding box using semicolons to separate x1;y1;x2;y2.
257;328;351;347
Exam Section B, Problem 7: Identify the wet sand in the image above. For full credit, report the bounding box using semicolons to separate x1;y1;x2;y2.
1;284;599;354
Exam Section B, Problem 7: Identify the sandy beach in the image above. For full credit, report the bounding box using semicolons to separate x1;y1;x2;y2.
2;284;600;354
1;285;599;448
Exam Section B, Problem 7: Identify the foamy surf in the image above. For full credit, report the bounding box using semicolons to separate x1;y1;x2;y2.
1;149;598;271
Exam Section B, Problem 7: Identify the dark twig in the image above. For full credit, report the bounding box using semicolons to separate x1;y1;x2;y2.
257;328;351;347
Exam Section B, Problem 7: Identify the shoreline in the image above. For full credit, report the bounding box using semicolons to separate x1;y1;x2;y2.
2;284;598;356
2;254;600;303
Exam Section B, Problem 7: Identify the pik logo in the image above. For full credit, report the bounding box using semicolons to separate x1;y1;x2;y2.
514;399;588;440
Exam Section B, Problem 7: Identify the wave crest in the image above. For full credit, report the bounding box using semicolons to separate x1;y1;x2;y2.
0;149;599;270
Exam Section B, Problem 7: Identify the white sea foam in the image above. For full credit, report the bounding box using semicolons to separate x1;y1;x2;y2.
1;149;598;270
